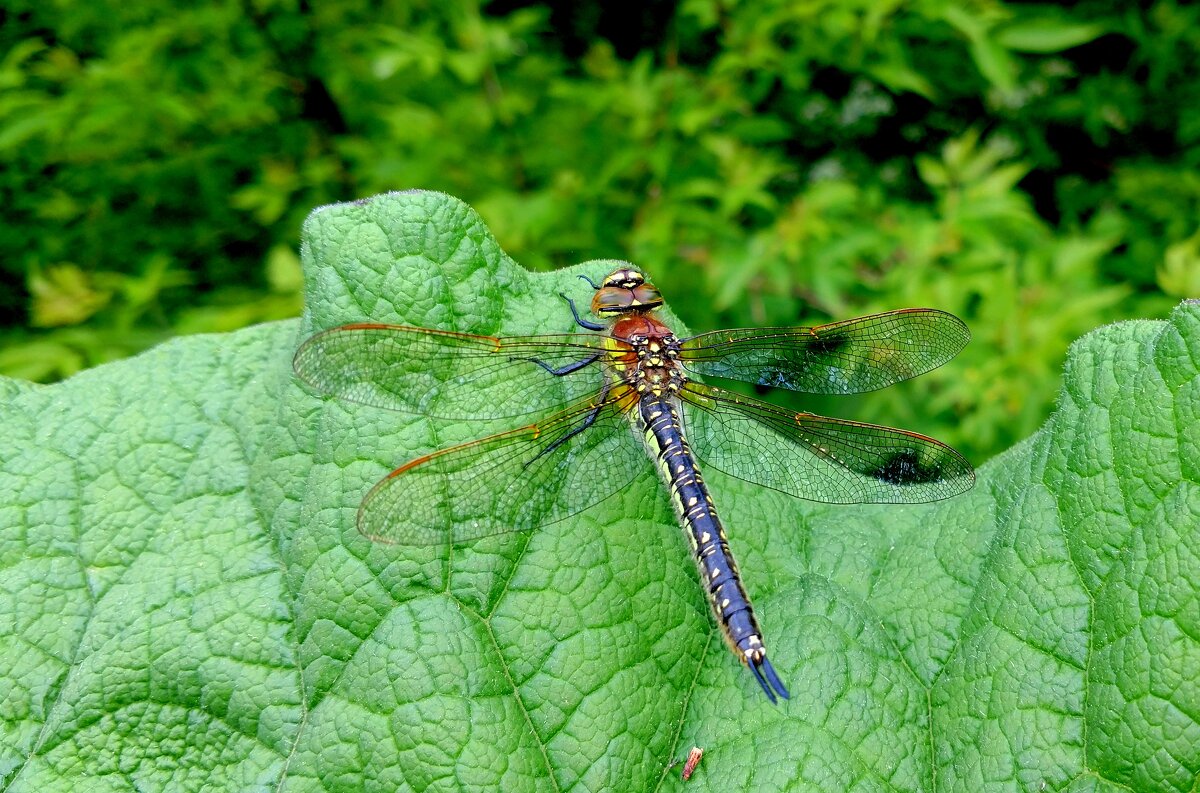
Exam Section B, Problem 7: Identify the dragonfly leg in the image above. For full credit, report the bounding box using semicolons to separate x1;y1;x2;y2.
577;273;602;289
526;381;611;465
560;293;605;331
524;352;602;376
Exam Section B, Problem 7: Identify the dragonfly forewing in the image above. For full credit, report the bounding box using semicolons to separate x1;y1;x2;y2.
293;323;608;419
679;308;969;394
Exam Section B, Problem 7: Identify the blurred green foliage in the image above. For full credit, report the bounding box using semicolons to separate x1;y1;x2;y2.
1;0;1196;463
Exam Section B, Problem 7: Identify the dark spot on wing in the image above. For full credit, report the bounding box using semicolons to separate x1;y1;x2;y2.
868;449;943;485
807;331;850;356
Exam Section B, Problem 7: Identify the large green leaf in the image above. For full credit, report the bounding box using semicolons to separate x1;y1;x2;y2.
2;191;1197;792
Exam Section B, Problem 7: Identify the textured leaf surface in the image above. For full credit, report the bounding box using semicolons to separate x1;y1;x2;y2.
2;191;1197;792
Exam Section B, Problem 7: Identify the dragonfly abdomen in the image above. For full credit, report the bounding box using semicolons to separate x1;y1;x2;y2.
636;396;790;703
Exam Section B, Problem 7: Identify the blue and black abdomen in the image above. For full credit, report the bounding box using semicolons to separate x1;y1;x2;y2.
636;396;789;703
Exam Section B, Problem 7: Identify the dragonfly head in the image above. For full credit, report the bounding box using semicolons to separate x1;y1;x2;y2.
590;268;664;317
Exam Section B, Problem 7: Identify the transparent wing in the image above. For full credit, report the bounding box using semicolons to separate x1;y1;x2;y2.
679;309;969;394
293;323;609;419
358;389;648;545
680;382;973;504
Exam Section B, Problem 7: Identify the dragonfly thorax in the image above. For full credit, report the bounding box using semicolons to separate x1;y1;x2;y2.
612;319;687;397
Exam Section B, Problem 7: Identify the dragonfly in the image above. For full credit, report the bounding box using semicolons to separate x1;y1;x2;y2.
292;267;974;703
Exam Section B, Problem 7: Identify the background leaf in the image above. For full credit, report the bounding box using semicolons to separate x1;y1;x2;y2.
2;191;1197;792
994;19;1107;53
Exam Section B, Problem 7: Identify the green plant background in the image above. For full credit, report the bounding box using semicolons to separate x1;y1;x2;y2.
2;191;1197;792
3;0;1198;464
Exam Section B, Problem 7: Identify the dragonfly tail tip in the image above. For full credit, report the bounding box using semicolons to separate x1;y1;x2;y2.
750;655;790;704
